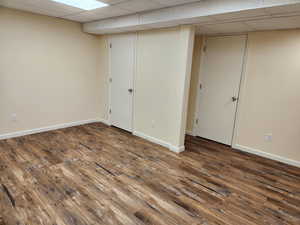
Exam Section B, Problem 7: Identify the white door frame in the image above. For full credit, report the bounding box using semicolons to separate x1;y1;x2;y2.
231;35;249;147
192;34;249;147
107;33;138;132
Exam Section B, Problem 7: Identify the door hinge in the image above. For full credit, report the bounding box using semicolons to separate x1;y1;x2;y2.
199;83;202;90
109;109;112;114
110;43;112;48
203;45;207;52
196;119;199;124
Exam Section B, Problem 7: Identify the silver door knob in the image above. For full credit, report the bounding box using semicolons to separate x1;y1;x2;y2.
232;96;238;102
128;89;133;93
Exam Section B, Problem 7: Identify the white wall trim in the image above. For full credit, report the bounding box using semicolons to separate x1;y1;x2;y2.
97;118;111;126
107;35;112;125
234;144;300;168
132;32;138;135
192;35;206;136
0;119;105;140
133;131;184;154
231;34;249;146
169;145;185;153
186;130;196;136
177;25;196;148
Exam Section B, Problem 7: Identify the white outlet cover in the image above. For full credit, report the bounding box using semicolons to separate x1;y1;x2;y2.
264;134;272;142
11;113;17;121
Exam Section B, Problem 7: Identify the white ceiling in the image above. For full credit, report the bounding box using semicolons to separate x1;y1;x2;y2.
0;0;201;22
81;0;300;35
197;13;300;35
195;3;300;35
2;0;300;35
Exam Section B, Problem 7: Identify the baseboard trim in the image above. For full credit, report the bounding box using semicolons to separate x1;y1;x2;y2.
186;130;196;136
97;118;111;126
0;118;104;140
234;144;300;168
133;131;184;153
169;145;185;153
0;120;186;154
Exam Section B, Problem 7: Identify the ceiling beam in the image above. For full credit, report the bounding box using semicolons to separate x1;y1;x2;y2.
83;0;300;34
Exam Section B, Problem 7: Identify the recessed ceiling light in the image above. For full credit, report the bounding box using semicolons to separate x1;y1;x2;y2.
51;0;109;10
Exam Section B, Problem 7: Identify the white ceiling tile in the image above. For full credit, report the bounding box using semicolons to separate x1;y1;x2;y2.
264;3;300;15
211;8;269;21
3;0;300;33
32;0;83;14
0;0;72;17
245;15;300;30
116;0;164;13
192;0;262;16
153;0;201;7
63;5;131;22
99;0;129;5
263;0;300;7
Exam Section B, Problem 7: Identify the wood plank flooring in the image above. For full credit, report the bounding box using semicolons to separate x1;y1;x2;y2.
0;122;300;225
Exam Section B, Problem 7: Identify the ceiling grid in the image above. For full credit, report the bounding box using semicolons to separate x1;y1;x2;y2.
1;0;300;34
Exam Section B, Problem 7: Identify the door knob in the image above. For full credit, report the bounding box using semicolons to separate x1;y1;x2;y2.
232;96;238;102
128;89;133;93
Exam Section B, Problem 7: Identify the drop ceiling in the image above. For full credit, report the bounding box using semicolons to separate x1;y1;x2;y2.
82;0;300;35
2;0;300;35
196;15;300;35
0;0;201;22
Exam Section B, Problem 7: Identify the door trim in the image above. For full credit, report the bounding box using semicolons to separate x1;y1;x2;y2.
192;34;248;147
107;33;138;132
107;35;112;126
192;36;207;137
231;35;249;147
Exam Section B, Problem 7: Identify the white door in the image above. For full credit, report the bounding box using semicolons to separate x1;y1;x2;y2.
196;35;246;145
110;34;135;132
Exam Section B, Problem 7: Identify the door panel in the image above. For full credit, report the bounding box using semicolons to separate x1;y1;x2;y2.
110;34;135;132
196;35;246;145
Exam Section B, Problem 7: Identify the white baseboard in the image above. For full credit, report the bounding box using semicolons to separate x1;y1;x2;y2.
0;118;104;140
169;145;185;153
133;131;184;153
234;144;300;168
186;130;196;136
97;118;111;126
0;119;186;154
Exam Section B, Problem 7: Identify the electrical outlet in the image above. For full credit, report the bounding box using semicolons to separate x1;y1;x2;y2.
264;134;272;142
11;113;17;122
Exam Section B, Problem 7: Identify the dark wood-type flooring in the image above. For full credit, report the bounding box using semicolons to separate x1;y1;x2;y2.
0;123;300;225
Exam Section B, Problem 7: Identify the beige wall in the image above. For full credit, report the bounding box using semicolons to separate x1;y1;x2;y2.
0;8;193;152
186;36;203;133
134;26;194;149
187;30;300;163
235;30;300;162
0;8;108;135
3;7;299;163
